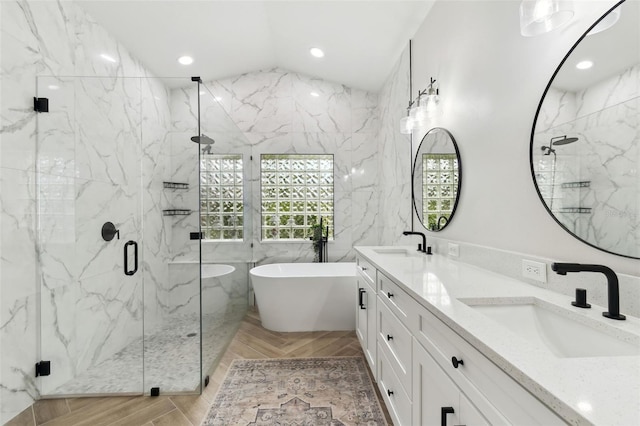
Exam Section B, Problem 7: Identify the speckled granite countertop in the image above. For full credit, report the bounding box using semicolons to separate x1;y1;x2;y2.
355;246;640;426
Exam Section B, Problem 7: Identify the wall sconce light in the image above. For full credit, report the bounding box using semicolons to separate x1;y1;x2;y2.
520;0;574;37
400;77;440;134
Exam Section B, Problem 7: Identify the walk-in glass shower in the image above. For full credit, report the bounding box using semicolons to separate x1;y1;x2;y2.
34;76;250;397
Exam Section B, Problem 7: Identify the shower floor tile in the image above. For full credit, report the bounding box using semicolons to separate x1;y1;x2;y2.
51;310;246;396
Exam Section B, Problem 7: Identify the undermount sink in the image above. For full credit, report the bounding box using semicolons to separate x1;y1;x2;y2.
372;247;423;257
460;297;639;358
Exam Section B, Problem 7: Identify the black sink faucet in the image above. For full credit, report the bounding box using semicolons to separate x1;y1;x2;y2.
551;263;626;321
402;231;431;254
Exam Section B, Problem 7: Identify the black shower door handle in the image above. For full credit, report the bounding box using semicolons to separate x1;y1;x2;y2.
124;240;138;276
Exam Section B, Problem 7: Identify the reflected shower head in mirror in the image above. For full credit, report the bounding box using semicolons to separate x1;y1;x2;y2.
551;135;579;146
541;135;579;155
190;134;215;144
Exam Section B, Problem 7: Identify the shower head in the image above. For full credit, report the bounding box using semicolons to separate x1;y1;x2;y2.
202;145;212;155
190;134;215;145
551;135;579;146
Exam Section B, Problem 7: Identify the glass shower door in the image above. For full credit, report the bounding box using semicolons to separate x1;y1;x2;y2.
36;76;145;395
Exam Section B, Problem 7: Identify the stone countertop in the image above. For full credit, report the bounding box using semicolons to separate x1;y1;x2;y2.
355;246;640;426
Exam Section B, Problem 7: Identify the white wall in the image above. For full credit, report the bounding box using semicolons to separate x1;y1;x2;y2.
408;0;638;277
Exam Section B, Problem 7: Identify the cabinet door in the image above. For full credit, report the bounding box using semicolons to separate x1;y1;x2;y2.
356;273;376;375
356;274;368;345
413;339;489;426
364;280;377;374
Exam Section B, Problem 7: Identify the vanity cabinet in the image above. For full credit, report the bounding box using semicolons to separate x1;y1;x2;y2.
413;340;489;426
355;253;567;426
356;256;377;376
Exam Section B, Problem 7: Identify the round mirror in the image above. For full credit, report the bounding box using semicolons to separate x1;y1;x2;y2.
530;0;639;259
412;127;462;231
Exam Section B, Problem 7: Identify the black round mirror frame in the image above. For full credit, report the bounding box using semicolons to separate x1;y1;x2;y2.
412;127;462;232
529;0;638;260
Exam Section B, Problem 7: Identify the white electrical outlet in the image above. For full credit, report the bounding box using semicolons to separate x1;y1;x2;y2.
448;243;459;258
522;259;547;283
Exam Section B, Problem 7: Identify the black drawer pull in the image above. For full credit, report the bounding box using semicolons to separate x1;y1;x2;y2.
358;288;366;309
386;334;393;341
387;389;394;396
360;266;368;271
451;356;464;368
387;292;394;299
441;406;455;426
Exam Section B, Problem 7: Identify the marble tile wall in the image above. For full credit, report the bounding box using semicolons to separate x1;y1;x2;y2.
376;46;412;245
535;64;639;257
0;1;172;421
168;68;381;269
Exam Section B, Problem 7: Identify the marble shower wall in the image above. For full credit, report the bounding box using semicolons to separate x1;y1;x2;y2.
169;68;381;268
1;1;172;421
376;46;412;245
535;64;639;257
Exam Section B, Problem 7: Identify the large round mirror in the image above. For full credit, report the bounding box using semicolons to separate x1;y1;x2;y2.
531;0;639;259
412;127;462;231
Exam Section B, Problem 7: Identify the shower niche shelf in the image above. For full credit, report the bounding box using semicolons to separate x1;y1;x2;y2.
556;207;591;214
163;209;192;216
163;181;189;190
560;181;590;189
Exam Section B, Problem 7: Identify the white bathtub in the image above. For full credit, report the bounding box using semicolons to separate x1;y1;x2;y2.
250;262;356;332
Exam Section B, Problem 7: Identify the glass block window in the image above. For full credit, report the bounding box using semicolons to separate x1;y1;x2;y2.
423;153;459;230
200;154;243;240
261;154;334;240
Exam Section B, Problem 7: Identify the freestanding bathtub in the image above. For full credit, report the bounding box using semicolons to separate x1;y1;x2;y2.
250;262;356;332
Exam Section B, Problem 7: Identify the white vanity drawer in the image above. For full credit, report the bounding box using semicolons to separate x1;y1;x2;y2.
378;272;411;327
411;300;566;426
356;256;376;285
377;343;412;426
377;297;412;395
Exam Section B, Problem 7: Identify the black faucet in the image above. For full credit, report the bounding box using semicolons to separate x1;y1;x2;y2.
436;215;449;230
551;263;625;321
402;231;431;254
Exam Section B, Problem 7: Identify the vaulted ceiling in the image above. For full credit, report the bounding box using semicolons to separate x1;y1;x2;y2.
79;1;435;91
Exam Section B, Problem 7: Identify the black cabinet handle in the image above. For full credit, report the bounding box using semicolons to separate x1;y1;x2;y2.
387;292;394;299
359;266;368;271
358;288;366;309
387;389;394;396
124;240;138;276
441;407;455;426
451;356;464;368
386;334;393;341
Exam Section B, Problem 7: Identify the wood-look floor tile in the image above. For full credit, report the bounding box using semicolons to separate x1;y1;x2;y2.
4;406;35;426
169;396;210;426
41;396;164;426
150;408;192;426
33;399;69;425
108;398;175;426
18;308;391;426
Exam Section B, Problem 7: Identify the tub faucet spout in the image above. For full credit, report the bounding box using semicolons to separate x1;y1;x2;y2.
402;231;430;254
551;263;625;320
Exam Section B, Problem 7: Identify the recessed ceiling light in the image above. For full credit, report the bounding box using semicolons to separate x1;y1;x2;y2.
100;53;117;63
48;85;59;90
310;91;320;97
309;47;324;58
199;91;205;95
214;96;223;102
576;60;593;70
178;55;194;65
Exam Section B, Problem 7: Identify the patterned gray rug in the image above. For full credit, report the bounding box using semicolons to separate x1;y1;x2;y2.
202;357;387;425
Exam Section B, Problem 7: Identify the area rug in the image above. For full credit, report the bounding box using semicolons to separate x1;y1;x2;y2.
202;357;387;425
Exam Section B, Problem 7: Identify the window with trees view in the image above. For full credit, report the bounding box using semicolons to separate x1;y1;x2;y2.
261;154;334;240
200;154;244;240
422;153;458;230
